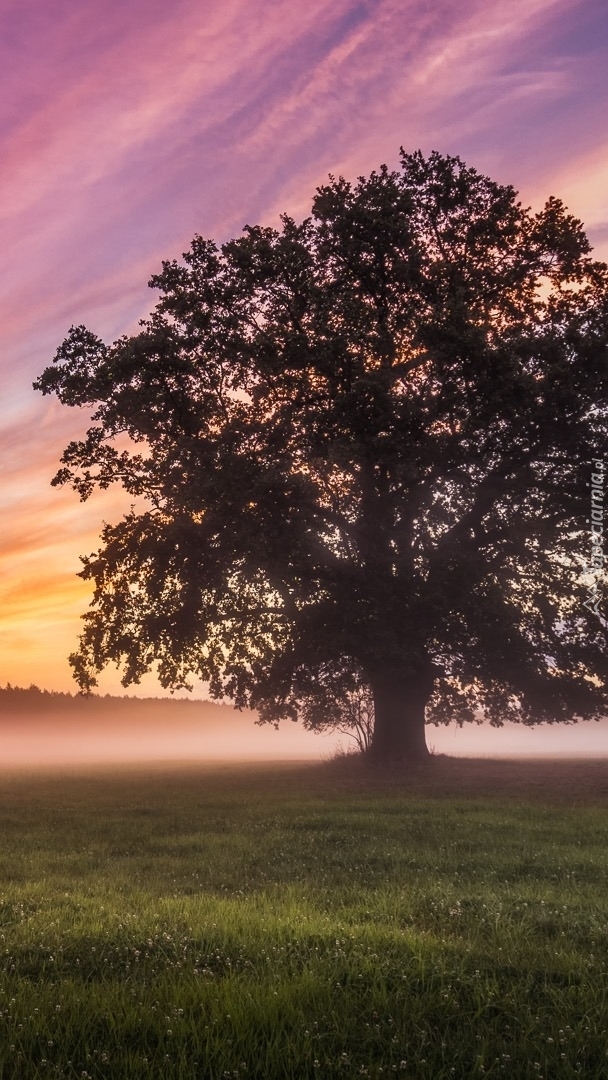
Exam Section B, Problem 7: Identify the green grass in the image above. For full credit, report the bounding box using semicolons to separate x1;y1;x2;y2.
0;757;607;1079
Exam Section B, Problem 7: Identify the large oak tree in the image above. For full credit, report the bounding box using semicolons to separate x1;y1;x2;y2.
36;150;608;762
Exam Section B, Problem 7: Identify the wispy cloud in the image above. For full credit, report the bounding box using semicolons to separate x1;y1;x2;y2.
1;0;605;691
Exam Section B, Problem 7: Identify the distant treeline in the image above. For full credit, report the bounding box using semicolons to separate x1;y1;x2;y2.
0;684;224;720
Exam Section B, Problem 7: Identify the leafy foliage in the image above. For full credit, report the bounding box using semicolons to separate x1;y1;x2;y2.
35;150;608;746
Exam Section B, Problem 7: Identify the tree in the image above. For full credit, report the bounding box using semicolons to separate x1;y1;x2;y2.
303;677;376;756
35;150;608;764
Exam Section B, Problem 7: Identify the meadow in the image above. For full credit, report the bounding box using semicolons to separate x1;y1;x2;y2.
0;756;607;1079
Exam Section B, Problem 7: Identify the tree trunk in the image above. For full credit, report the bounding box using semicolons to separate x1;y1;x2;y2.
369;667;433;764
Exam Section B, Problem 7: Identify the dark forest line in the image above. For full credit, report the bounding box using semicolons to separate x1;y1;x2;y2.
0;684;229;723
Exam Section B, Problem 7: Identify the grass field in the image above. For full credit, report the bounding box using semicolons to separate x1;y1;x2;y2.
0;755;607;1079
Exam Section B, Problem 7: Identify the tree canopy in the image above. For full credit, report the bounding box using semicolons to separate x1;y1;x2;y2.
35;150;608;762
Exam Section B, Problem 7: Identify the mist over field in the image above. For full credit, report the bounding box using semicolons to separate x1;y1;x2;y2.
1;688;607;768
0;690;326;767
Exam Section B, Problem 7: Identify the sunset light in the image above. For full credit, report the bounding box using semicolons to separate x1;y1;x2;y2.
1;0;607;740
1;7;608;1078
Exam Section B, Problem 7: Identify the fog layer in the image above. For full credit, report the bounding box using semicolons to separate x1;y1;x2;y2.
1;690;607;768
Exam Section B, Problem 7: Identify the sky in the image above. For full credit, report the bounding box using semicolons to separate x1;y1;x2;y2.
0;0;607;751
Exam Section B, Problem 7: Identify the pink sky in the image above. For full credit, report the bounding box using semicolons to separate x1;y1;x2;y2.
1;0;607;752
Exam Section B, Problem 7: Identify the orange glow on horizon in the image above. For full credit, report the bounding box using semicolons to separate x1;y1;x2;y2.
1;0;606;750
